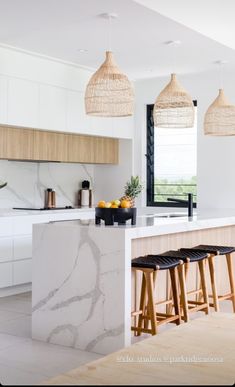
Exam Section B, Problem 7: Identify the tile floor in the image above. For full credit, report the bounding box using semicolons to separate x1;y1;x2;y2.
0;292;102;385
0;292;233;385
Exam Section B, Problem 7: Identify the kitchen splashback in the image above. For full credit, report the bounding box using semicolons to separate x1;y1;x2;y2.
0;160;94;209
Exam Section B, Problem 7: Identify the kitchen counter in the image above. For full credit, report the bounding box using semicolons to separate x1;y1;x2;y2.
0;207;95;217
32;211;235;355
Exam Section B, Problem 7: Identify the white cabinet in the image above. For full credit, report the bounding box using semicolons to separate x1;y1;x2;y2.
39;84;67;131
0;262;13;288
67;90;89;133
0;238;13;263
13;259;32;285
8;78;39;128
13;236;32;260
0;76;8;124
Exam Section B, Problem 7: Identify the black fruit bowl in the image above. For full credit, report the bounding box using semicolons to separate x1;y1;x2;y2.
95;207;137;226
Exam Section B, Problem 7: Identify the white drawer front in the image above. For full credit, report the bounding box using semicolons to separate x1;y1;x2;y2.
13;236;32;260
0;262;13;288
0;218;13;237
13;259;32;285
0;238;13;263
13;215;50;235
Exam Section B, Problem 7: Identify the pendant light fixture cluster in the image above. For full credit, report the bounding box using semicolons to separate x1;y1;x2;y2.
204;61;235;136
85;18;234;136
85;13;134;118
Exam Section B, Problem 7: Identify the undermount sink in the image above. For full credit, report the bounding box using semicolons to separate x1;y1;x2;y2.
154;213;187;218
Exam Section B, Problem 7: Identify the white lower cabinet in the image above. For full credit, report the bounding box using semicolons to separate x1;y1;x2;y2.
0;211;94;292
13;259;32;286
0;238;13;263
0;262;13;288
13;236;32;260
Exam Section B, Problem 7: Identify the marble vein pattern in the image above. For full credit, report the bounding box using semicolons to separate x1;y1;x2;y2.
0;160;94;208
32;222;129;355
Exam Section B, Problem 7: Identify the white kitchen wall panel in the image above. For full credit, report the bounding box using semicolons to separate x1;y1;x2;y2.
13;236;32;260
8;78;39;127
0;262;12;288
0;75;8;124
0;238;13;263
13;259;32;286
67;90;89;133
39;84;67;131
0;218;13;237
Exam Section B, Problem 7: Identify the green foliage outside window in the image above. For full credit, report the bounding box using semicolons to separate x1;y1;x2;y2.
154;176;197;203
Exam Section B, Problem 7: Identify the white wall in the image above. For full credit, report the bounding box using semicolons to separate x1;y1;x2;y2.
134;67;235;210
93;139;133;204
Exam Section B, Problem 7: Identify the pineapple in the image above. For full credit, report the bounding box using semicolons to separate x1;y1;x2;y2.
120;176;143;208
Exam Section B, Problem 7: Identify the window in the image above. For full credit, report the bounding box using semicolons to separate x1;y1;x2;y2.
146;103;197;207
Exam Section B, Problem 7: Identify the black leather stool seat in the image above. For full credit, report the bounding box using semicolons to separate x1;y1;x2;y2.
160;249;208;263
181;245;235;256
132;255;182;271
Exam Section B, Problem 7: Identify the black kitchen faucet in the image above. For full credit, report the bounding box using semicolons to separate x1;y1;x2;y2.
167;193;194;217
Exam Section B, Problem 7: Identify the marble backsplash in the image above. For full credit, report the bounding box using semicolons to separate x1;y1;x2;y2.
0;160;94;209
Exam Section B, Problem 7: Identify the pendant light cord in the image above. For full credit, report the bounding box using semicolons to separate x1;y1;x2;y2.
220;62;223;89
108;15;112;51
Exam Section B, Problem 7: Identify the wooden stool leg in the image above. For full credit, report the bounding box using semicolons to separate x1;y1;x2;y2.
136;272;147;336
226;253;235;313
198;260;210;314
145;271;157;335
169;267;181;325
208;255;220;312
177;263;189;322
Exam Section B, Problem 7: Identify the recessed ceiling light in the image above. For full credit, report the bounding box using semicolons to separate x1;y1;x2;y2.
77;49;88;53
164;40;182;46
99;13;118;20
214;60;228;65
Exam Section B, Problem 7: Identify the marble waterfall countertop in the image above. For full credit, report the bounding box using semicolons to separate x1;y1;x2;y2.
0;207;95;217
32;209;235;356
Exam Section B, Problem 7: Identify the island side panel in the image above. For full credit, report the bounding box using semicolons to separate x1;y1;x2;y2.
32;222;130;355
131;225;235;313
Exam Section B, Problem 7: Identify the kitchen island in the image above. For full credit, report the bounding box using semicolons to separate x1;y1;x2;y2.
32;211;235;355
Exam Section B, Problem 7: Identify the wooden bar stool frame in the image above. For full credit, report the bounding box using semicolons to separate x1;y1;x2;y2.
131;260;188;336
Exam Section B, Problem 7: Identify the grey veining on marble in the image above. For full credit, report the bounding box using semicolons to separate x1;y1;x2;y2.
0;160;94;208
32;222;130;355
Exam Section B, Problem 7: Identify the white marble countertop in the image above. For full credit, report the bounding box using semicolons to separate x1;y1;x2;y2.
0;207;95;218
47;209;235;239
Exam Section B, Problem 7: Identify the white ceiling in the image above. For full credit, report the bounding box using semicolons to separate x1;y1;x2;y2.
0;0;234;79
135;0;235;50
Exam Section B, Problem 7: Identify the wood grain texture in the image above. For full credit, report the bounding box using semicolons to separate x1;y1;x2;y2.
42;313;235;386
131;226;235;317
0;125;119;164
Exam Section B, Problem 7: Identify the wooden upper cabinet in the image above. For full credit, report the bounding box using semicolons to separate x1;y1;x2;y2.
0;125;118;164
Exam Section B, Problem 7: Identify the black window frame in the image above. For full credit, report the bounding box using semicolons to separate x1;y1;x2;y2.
146;102;197;208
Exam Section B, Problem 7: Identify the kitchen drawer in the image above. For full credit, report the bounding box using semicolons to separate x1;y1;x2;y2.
13;236;32;260
0;237;13;263
13;215;50;235
13;259;32;285
0;262;13;288
0;218;13;237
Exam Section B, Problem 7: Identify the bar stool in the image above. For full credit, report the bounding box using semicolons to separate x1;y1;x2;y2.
131;255;187;336
160;250;210;321
180;245;235;312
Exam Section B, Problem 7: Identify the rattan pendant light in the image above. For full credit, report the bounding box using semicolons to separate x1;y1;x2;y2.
85;13;134;117
153;73;194;128
204;61;235;136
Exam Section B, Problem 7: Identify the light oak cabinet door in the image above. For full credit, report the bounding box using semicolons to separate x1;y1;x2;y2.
0;126;34;160
0;125;118;164
33;130;68;162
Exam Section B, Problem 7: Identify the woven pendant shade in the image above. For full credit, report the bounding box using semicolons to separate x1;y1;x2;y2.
153;73;194;128
85;51;134;117
204;89;235;136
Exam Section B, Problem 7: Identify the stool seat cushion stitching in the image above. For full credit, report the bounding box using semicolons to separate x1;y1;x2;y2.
159;250;208;262
132;255;182;270
181;245;235;255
